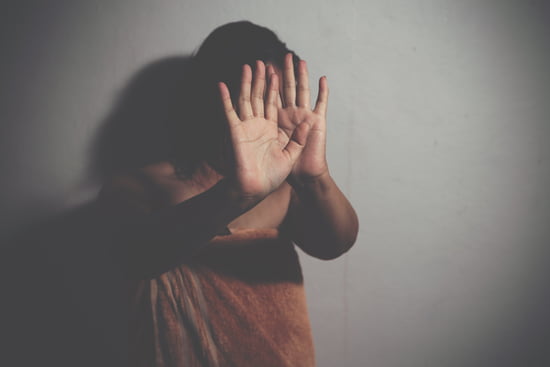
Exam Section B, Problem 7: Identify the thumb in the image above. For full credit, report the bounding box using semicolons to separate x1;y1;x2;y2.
282;122;311;163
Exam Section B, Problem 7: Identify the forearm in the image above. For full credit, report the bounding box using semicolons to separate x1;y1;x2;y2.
287;171;358;260
103;178;256;278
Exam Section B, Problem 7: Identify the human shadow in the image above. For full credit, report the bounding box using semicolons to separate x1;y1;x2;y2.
1;56;194;367
90;55;193;181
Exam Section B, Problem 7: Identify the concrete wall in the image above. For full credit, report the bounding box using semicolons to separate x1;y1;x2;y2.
1;1;549;366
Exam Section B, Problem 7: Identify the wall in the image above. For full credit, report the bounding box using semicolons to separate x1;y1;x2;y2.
1;1;549;366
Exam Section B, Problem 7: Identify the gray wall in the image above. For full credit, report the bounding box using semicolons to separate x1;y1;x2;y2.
1;1;549;366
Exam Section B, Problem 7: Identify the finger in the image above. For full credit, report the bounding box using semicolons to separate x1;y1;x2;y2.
265;73;279;122
251;60;266;117
266;64;275;78
283;53;296;107
218;82;240;125
282;121;311;163
238;64;254;120
266;64;284;108
313;76;329;116
296;60;310;109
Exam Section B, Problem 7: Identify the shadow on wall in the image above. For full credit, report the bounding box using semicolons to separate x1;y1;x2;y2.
0;56;194;367
90;55;193;181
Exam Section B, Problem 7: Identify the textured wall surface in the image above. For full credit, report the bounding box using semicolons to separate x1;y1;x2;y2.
1;1;549;366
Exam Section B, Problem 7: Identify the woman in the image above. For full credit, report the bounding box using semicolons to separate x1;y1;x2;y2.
99;21;358;367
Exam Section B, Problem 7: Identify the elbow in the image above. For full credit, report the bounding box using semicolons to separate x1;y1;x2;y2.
301;231;358;261
313;248;348;261
310;244;352;260
318;216;358;260
321;219;359;260
326;234;357;260
295;213;359;260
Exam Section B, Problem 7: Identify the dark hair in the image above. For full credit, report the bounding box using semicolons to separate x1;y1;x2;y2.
169;21;300;178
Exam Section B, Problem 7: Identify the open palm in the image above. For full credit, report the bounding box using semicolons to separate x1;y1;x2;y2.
274;54;329;181
219;61;311;201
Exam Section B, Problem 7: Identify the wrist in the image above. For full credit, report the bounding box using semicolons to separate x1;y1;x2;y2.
288;169;332;193
222;177;265;211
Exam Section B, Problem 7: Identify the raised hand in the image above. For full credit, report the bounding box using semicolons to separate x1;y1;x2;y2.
272;53;329;182
219;60;312;203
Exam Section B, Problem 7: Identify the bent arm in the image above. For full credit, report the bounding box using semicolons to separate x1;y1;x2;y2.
285;171;358;260
98;64;311;279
